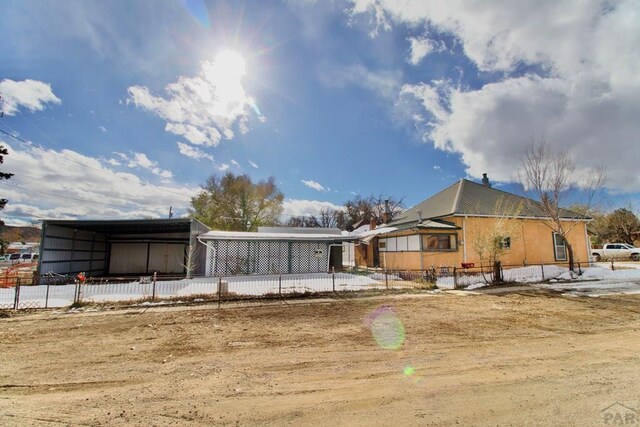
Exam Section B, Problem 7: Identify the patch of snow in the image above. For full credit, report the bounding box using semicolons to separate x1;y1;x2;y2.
466;282;489;290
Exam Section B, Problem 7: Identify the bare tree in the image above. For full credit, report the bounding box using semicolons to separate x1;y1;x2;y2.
343;195;404;226
472;198;522;282
520;140;605;270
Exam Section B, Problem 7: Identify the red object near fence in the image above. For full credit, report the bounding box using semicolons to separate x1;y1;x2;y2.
461;263;475;269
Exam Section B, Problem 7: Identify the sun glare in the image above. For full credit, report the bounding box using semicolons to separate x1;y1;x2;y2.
215;49;246;80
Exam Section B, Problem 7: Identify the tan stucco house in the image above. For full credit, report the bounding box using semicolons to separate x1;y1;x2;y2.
355;178;591;270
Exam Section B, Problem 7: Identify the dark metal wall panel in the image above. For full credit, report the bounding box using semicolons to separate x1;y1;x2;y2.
40;224;107;276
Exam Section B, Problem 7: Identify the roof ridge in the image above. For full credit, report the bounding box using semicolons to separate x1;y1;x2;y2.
452;178;464;213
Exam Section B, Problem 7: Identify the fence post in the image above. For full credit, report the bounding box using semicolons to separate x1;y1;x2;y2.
332;267;336;292
13;278;21;310
577;262;581;276
385;270;389;289
611;260;615;271
540;263;545;281
45;281;50;309
152;272;157;301
453;267;458;289
73;280;79;304
217;276;222;309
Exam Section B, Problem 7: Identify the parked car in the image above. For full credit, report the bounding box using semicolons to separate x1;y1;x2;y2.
20;253;39;262
591;243;640;261
8;253;22;263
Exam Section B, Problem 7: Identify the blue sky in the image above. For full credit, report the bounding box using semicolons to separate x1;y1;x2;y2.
1;0;639;225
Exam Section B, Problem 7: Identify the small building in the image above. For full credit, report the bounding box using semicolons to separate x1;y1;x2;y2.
5;242;40;254
198;227;354;276
38;218;209;277
355;177;591;270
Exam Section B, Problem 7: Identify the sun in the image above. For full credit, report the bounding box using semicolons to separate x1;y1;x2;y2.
214;49;246;81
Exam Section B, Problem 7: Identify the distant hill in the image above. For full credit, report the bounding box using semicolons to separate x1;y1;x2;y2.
0;225;41;244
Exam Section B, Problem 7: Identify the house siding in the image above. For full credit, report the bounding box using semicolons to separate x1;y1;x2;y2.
368;216;590;270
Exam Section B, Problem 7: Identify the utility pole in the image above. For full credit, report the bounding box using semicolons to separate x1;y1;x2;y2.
168;206;173;219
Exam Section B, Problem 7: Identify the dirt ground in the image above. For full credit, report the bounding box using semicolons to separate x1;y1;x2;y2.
1;289;639;426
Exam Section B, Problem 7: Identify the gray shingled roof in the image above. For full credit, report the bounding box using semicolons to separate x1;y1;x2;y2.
388;179;587;226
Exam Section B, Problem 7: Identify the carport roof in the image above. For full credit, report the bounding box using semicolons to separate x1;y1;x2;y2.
42;218;202;235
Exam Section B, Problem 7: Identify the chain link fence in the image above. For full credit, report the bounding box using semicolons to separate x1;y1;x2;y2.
0;260;610;310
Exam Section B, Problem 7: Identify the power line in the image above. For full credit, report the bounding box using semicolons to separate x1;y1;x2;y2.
3;182;135;210
0;128;29;144
0;123;195;200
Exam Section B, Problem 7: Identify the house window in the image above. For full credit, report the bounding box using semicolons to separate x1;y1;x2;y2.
501;237;511;249
386;237;397;252
553;232;567;261
379;235;421;252
396;236;408;251
408;235;420;251
423;233;458;252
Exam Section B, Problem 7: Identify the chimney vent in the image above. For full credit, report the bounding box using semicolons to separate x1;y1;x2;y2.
369;218;377;231
482;173;491;187
417;210;423;223
382;199;391;224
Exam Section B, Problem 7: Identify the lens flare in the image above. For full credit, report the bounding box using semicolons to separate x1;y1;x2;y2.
364;305;405;350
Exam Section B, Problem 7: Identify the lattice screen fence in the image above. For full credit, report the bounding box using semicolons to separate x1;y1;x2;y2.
205;240;330;276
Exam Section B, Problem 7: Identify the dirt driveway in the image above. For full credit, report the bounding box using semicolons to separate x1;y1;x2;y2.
1;290;639;426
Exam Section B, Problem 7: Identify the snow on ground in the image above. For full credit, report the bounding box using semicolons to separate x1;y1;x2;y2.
3;265;640;309
0;273;387;308
533;265;640;297
439;264;640;297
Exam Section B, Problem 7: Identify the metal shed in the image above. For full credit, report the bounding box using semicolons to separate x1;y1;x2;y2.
198;228;355;276
38;219;209;278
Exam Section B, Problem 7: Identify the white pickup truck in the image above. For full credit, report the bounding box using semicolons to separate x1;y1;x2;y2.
591;243;640;261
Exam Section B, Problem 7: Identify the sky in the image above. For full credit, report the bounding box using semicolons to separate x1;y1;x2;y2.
0;0;639;226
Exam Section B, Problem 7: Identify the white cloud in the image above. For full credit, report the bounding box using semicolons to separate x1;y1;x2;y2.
407;36;444;65
282;199;344;218
347;0;640;192
318;63;402;100
217;163;230;172
127;52;264;158
114;152;173;179
433;165;441;171
176;142;213;161
231;159;240;168
0;79;61;116
0;141;196;222
98;125;107;132
248;160;259;169
301;179;327;192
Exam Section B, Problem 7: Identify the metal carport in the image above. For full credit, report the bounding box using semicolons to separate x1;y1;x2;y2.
38;219;209;278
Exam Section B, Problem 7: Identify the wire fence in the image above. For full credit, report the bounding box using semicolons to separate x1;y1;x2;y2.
1;271;422;310
0;260;620;310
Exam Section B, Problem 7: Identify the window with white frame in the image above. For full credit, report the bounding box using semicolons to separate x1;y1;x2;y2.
553;232;567;261
396;236;408;251
379;235;421;252
408;235;420;251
